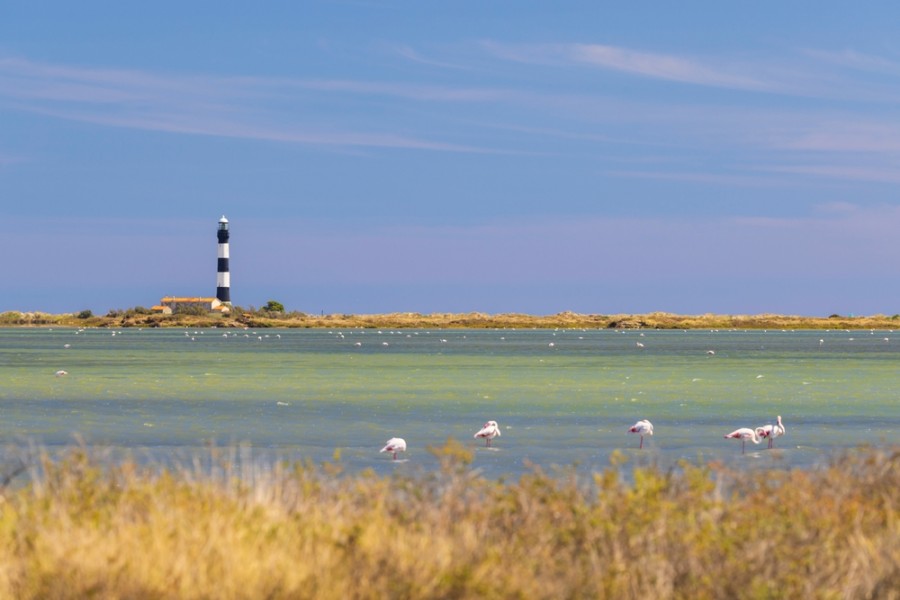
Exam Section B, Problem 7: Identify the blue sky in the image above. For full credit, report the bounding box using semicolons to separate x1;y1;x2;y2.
2;1;900;316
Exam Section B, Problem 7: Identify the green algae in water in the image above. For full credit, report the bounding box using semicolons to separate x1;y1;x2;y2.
0;327;897;477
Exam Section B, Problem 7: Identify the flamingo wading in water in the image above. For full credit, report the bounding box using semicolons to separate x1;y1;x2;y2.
380;438;407;461
628;419;654;449
474;420;501;447
724;428;761;454
755;415;785;449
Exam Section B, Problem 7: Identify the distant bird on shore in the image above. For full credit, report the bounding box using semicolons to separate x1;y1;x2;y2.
380;437;407;461
474;420;501;447
724;428;761;454
755;415;785;449
628;419;653;449
54;370;68;377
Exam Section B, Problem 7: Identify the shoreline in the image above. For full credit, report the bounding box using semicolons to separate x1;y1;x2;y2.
2;309;898;330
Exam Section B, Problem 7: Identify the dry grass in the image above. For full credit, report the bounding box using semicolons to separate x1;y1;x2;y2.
0;442;897;599
4;309;900;330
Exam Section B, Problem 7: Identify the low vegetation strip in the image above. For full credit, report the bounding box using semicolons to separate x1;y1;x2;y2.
0;443;897;598
2;309;900;330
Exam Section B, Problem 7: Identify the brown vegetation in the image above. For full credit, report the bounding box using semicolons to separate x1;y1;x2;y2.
2;309;899;330
0;442;897;598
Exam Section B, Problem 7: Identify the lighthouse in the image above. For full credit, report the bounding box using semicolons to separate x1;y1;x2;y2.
216;215;231;305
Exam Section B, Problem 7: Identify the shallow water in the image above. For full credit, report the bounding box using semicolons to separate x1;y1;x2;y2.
1;326;897;478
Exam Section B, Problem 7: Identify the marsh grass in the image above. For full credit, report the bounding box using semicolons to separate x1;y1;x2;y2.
4;309;900;330
0;441;897;599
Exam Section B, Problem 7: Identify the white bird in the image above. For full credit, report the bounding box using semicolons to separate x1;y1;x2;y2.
380;437;407;461
635;342;645;348
724;428;761;454
628;419;653;449
474;420;501;447
54;370;68;377
755;415;785;449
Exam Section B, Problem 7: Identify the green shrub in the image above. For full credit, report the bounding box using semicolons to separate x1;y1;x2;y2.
0;311;24;324
174;304;210;316
263;300;285;313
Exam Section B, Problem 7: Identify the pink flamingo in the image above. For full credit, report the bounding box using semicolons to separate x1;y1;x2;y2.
724;428;761;454
474;420;501;447
380;437;407;461
755;415;785;449
628;419;654;449
755;424;772;445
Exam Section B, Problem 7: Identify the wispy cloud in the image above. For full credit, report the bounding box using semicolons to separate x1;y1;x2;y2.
568;44;768;90
802;48;900;75
774;120;900;152
287;78;504;102
481;42;772;91
605;169;793;188
480;41;900;103
19;103;477;152
0;57;491;152
764;164;900;184
0;153;24;166
390;44;473;72
4;49;900;184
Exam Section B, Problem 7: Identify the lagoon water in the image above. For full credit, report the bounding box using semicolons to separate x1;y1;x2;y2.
1;326;897;478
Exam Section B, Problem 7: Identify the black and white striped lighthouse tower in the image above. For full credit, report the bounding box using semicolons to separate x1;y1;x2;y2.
216;215;231;305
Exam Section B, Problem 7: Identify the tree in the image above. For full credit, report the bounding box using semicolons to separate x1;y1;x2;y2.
263;300;285;313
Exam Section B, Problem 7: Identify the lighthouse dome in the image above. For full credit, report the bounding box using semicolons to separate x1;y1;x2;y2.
219;215;229;224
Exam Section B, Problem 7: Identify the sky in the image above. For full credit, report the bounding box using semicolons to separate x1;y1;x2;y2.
2;1;900;317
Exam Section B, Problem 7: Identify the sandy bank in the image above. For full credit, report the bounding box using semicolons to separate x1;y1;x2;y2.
2;309;898;330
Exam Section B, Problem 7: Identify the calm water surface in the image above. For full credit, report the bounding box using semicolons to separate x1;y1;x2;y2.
1;326;897;478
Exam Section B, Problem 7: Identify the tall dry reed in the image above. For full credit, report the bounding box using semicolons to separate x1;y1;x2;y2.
0;441;896;599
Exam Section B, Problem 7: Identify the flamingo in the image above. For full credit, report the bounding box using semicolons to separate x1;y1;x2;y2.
628;419;653;449
755;423;773;445
380;437;407;461
474;420;501;447
756;415;785;449
724;428;761;454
